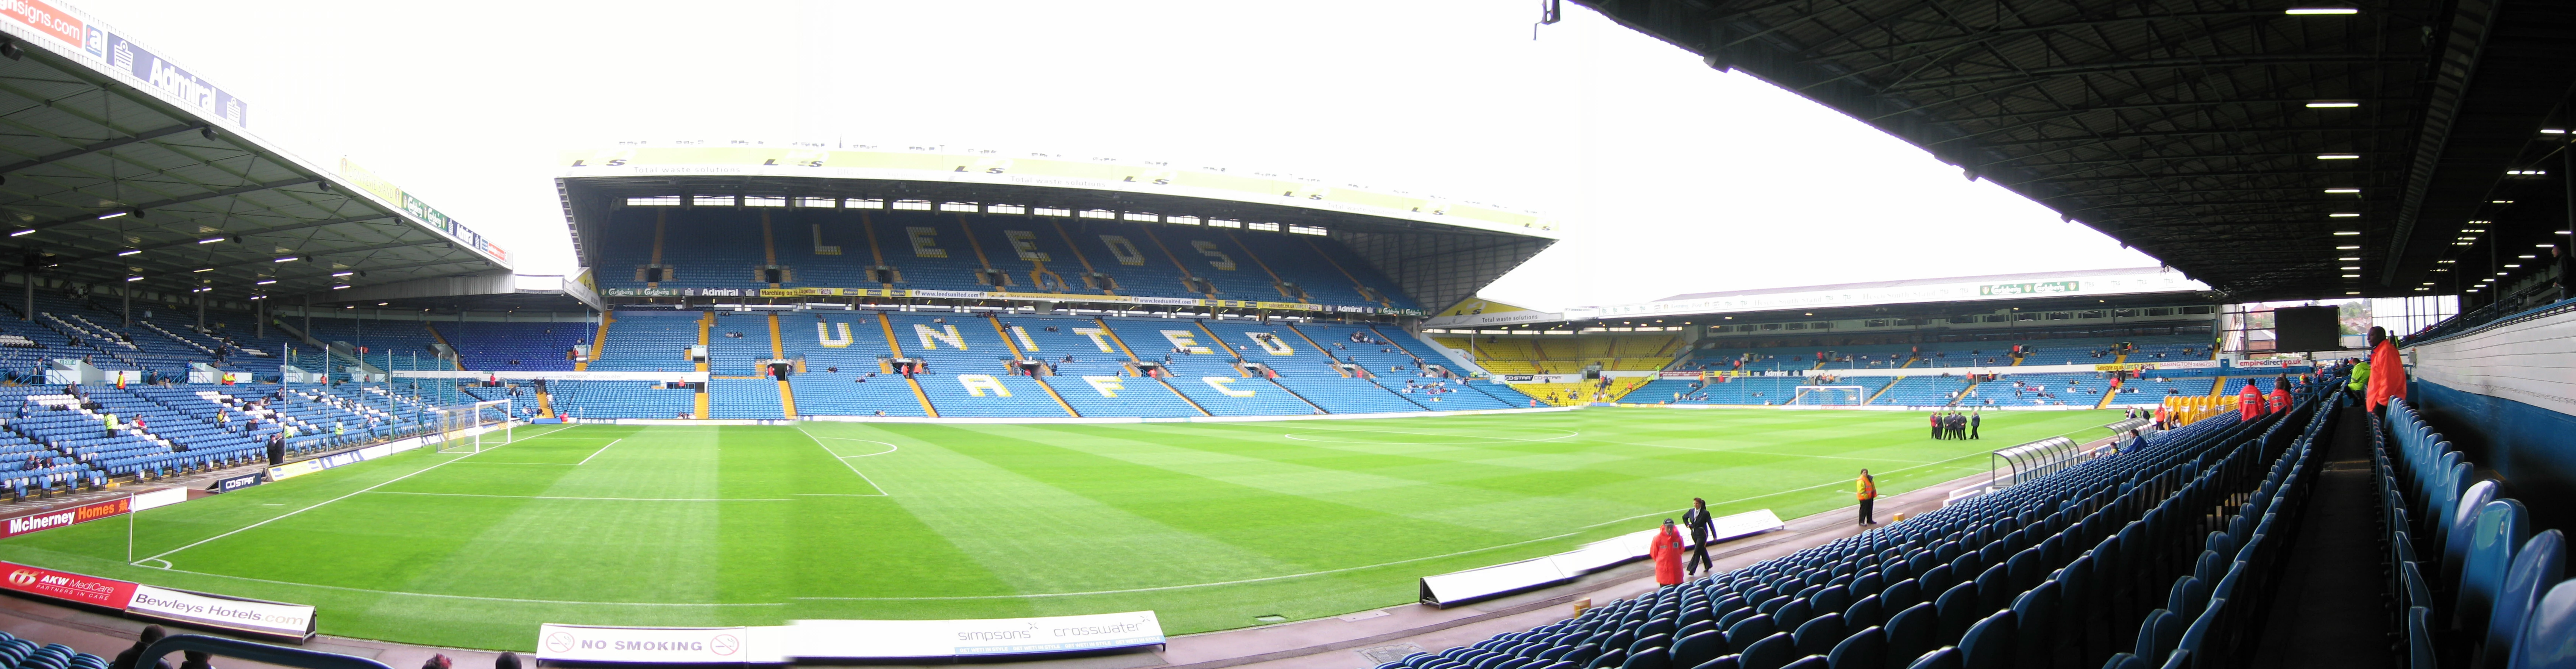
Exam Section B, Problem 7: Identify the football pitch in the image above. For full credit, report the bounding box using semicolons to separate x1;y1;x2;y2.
0;408;2119;650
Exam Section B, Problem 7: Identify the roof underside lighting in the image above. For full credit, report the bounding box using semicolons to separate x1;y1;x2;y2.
2337;245;2361;250
2324;188;2361;194
2305;101;2361;108
197;237;223;244
2284;7;2360;14
123;276;142;282
2330;213;2361;218
7;230;32;237
331;284;351;290
2317;154;2361;160
116;249;140;256
94;211;126;220
2334;231;2362;236
256;280;276;285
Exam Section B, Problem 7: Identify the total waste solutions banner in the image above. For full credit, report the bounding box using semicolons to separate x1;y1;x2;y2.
536;612;1166;663
0;562;316;641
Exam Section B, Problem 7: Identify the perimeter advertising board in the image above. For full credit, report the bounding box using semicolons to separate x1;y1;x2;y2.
125;585;317;640
535;625;767;664
0;563;315;640
791;611;1166;658
0;0;248;128
0;497;128;539
0;561;135;609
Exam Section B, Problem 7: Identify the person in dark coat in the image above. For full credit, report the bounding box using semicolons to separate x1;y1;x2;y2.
1929;411;1943;440
1681;498;1715;575
1969;411;1982;439
113;625;173;669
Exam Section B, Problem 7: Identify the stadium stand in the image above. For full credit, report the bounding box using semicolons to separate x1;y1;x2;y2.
586;312;703;372
593;208;1419;309
884;313;1073;418
2374;395;2571;669
1100;317;1318;416
778;312;930;417
434;321;583;371
1377;377;2338;669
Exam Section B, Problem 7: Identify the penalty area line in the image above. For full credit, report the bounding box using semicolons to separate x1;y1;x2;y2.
131;423;575;566
793;427;890;496
574;438;624;466
129;566;784;607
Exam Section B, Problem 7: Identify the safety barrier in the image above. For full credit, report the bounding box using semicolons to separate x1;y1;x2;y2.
1988;436;2081;490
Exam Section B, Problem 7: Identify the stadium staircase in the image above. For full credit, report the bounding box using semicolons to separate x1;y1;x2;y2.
985;316;1080;417
1378;380;2340;669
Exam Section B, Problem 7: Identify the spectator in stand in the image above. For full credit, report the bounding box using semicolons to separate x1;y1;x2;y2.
423;655;452;669
2269;377;2292;414
114;625;173;669
2238;380;2264;420
495;653;522;669
181;651;215;669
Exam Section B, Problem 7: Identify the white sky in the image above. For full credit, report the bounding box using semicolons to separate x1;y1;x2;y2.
96;0;2159;311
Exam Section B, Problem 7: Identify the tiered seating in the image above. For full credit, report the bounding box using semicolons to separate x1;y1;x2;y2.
780;312;927;417
884;313;1070;418
2374;396;2570;668
1100;317;1315;416
591;209;1416;308
1297;323;1438;379
1002;315;1201;417
1466;379;1542;406
298;317;443;360
549;380;697;419
0;631;109;669
1379;383;2332;669
1434;336;1543;374
1372;377;1514;410
436;322;582;371
706;379;784;420
589;313;701;372
1872;375;1979;406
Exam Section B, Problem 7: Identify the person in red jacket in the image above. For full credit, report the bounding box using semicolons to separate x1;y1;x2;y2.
2269;376;2291;414
2238;380;2263;421
2365;327;2408;411
1649;519;1686;586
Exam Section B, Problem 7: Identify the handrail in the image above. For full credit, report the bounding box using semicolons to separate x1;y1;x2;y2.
1988;436;2081;489
134;635;390;669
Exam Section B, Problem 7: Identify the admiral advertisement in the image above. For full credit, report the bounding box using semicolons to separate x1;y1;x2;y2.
0;497;129;539
0;0;249;128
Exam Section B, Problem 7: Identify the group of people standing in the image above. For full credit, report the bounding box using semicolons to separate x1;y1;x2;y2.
1927;410;1980;440
1645;470;1885;586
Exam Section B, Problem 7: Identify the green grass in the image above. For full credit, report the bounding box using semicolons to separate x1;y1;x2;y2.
0;408;2118;650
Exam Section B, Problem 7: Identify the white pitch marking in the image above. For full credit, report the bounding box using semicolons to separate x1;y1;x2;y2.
367;491;786;502
574;438;624;466
792;428;891;496
131;423;575;565
131;566;786;607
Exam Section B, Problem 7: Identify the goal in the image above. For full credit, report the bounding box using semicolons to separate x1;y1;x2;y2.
434;399;515;453
1791;385;1868;406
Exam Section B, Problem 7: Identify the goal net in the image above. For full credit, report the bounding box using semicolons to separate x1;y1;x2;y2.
1791;385;1868;406
434;399;514;453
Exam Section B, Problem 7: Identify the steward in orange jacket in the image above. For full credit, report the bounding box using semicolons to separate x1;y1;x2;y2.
2239;381;2264;421
2365;327;2408;411
1649;520;1686;586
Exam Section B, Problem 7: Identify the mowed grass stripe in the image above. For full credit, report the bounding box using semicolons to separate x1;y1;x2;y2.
945;423;1531;570
829;424;1311;597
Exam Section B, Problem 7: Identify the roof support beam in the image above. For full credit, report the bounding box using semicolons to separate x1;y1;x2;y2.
0;124;202;176
2381;0;2495;286
17;177;322;234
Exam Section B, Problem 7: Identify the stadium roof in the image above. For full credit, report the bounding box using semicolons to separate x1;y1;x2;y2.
1430;266;2212;328
1651;267;2202;302
0;3;512;307
556;145;1562;311
1572;0;2576;302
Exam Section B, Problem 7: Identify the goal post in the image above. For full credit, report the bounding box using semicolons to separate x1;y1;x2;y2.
1791;385;1868;406
434;399;514;453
